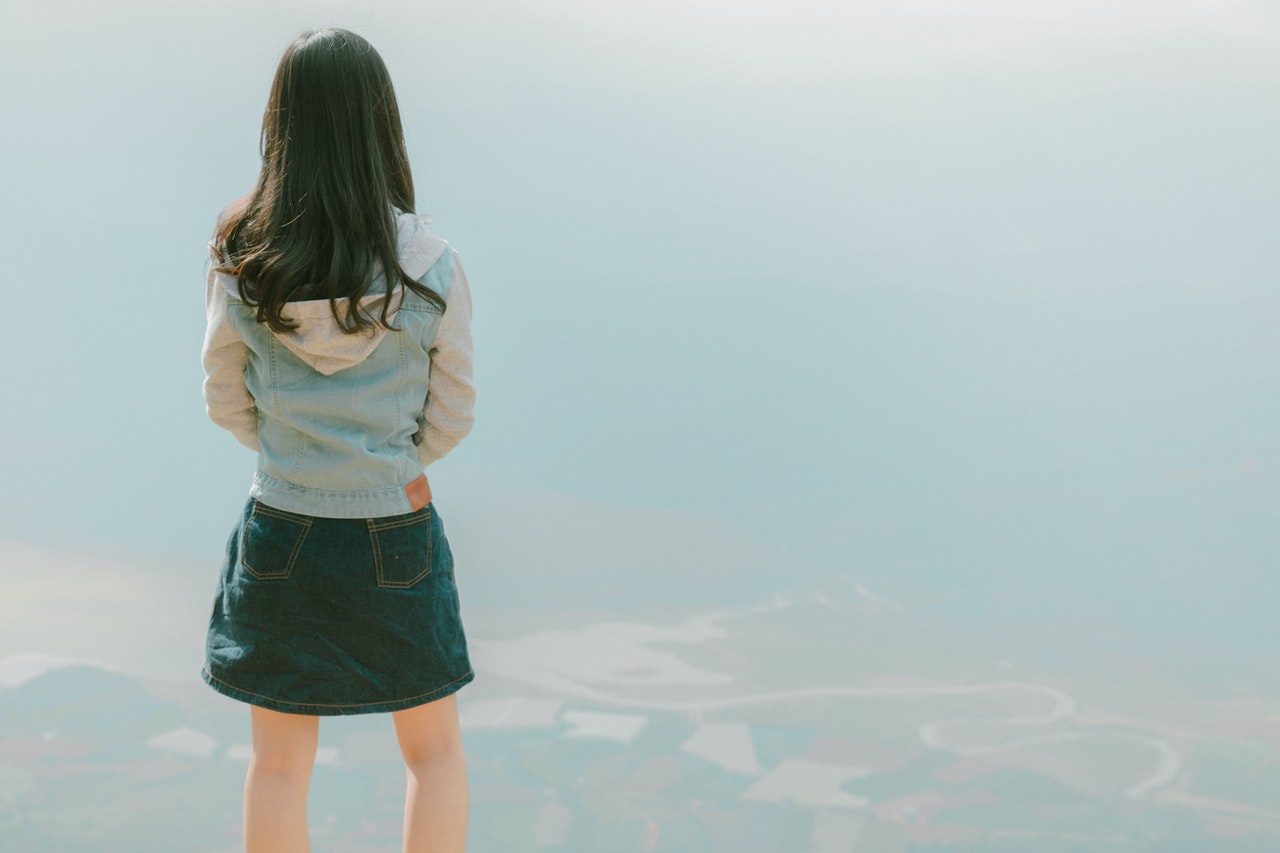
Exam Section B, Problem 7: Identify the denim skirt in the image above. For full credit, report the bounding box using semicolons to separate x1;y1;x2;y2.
201;496;473;715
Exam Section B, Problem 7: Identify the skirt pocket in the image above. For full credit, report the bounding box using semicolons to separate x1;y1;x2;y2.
241;499;313;580
366;506;432;589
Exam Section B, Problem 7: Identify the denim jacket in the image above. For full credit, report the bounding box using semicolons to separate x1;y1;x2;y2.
201;211;475;518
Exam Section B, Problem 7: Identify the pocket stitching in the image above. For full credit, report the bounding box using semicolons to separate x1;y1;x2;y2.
242;501;313;580
367;506;430;532
369;508;432;588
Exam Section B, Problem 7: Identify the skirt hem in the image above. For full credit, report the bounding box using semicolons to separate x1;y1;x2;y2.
200;665;474;716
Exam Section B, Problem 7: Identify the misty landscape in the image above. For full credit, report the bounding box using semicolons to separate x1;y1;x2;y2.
4;485;1278;850
2;0;1278;850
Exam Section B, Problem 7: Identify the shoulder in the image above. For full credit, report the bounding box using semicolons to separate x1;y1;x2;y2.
400;246;458;311
205;221;242;305
394;210;449;278
207;204;238;268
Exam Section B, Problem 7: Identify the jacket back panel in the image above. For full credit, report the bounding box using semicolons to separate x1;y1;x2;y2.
225;253;456;517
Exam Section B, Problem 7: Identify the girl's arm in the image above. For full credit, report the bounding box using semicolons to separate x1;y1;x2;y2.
415;249;476;466
201;249;261;451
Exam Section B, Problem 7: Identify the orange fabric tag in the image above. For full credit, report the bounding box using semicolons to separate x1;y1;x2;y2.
405;474;432;511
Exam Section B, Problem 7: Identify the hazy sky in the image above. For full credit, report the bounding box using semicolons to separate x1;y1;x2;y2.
1;0;1277;664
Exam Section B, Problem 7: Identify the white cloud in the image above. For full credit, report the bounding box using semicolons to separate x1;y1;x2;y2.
681;721;762;775
146;726;218;758
0;652;123;688
0;539;212;683
741;759;872;809
459;696;564;729
560;708;649;743
530;0;1280;82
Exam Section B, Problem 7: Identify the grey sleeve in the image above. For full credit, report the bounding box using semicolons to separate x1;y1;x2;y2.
201;254;260;451
415;249;476;466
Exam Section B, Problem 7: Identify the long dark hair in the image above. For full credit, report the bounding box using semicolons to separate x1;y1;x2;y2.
214;28;444;333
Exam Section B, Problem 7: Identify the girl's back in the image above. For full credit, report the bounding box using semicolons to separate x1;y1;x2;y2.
205;209;474;516
198;28;475;853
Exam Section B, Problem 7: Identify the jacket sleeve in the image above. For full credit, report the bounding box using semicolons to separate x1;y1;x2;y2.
415;249;476;466
201;251;261;451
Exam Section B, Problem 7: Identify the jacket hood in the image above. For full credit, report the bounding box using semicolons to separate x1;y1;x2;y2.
213;210;449;376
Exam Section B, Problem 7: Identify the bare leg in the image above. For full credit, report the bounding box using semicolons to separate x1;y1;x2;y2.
244;705;319;853
393;694;469;853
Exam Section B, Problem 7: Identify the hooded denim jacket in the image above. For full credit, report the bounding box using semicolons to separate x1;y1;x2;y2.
201;210;475;518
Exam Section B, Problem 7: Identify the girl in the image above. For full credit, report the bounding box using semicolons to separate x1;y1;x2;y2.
200;29;475;853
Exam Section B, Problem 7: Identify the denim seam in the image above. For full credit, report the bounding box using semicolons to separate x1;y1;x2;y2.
393;333;407;483
366;507;430;532
202;666;472;710
256;471;422;499
267;335;282;410
241;502;313;580
393;333;406;440
249;501;315;524
291;431;308;479
367;511;432;588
